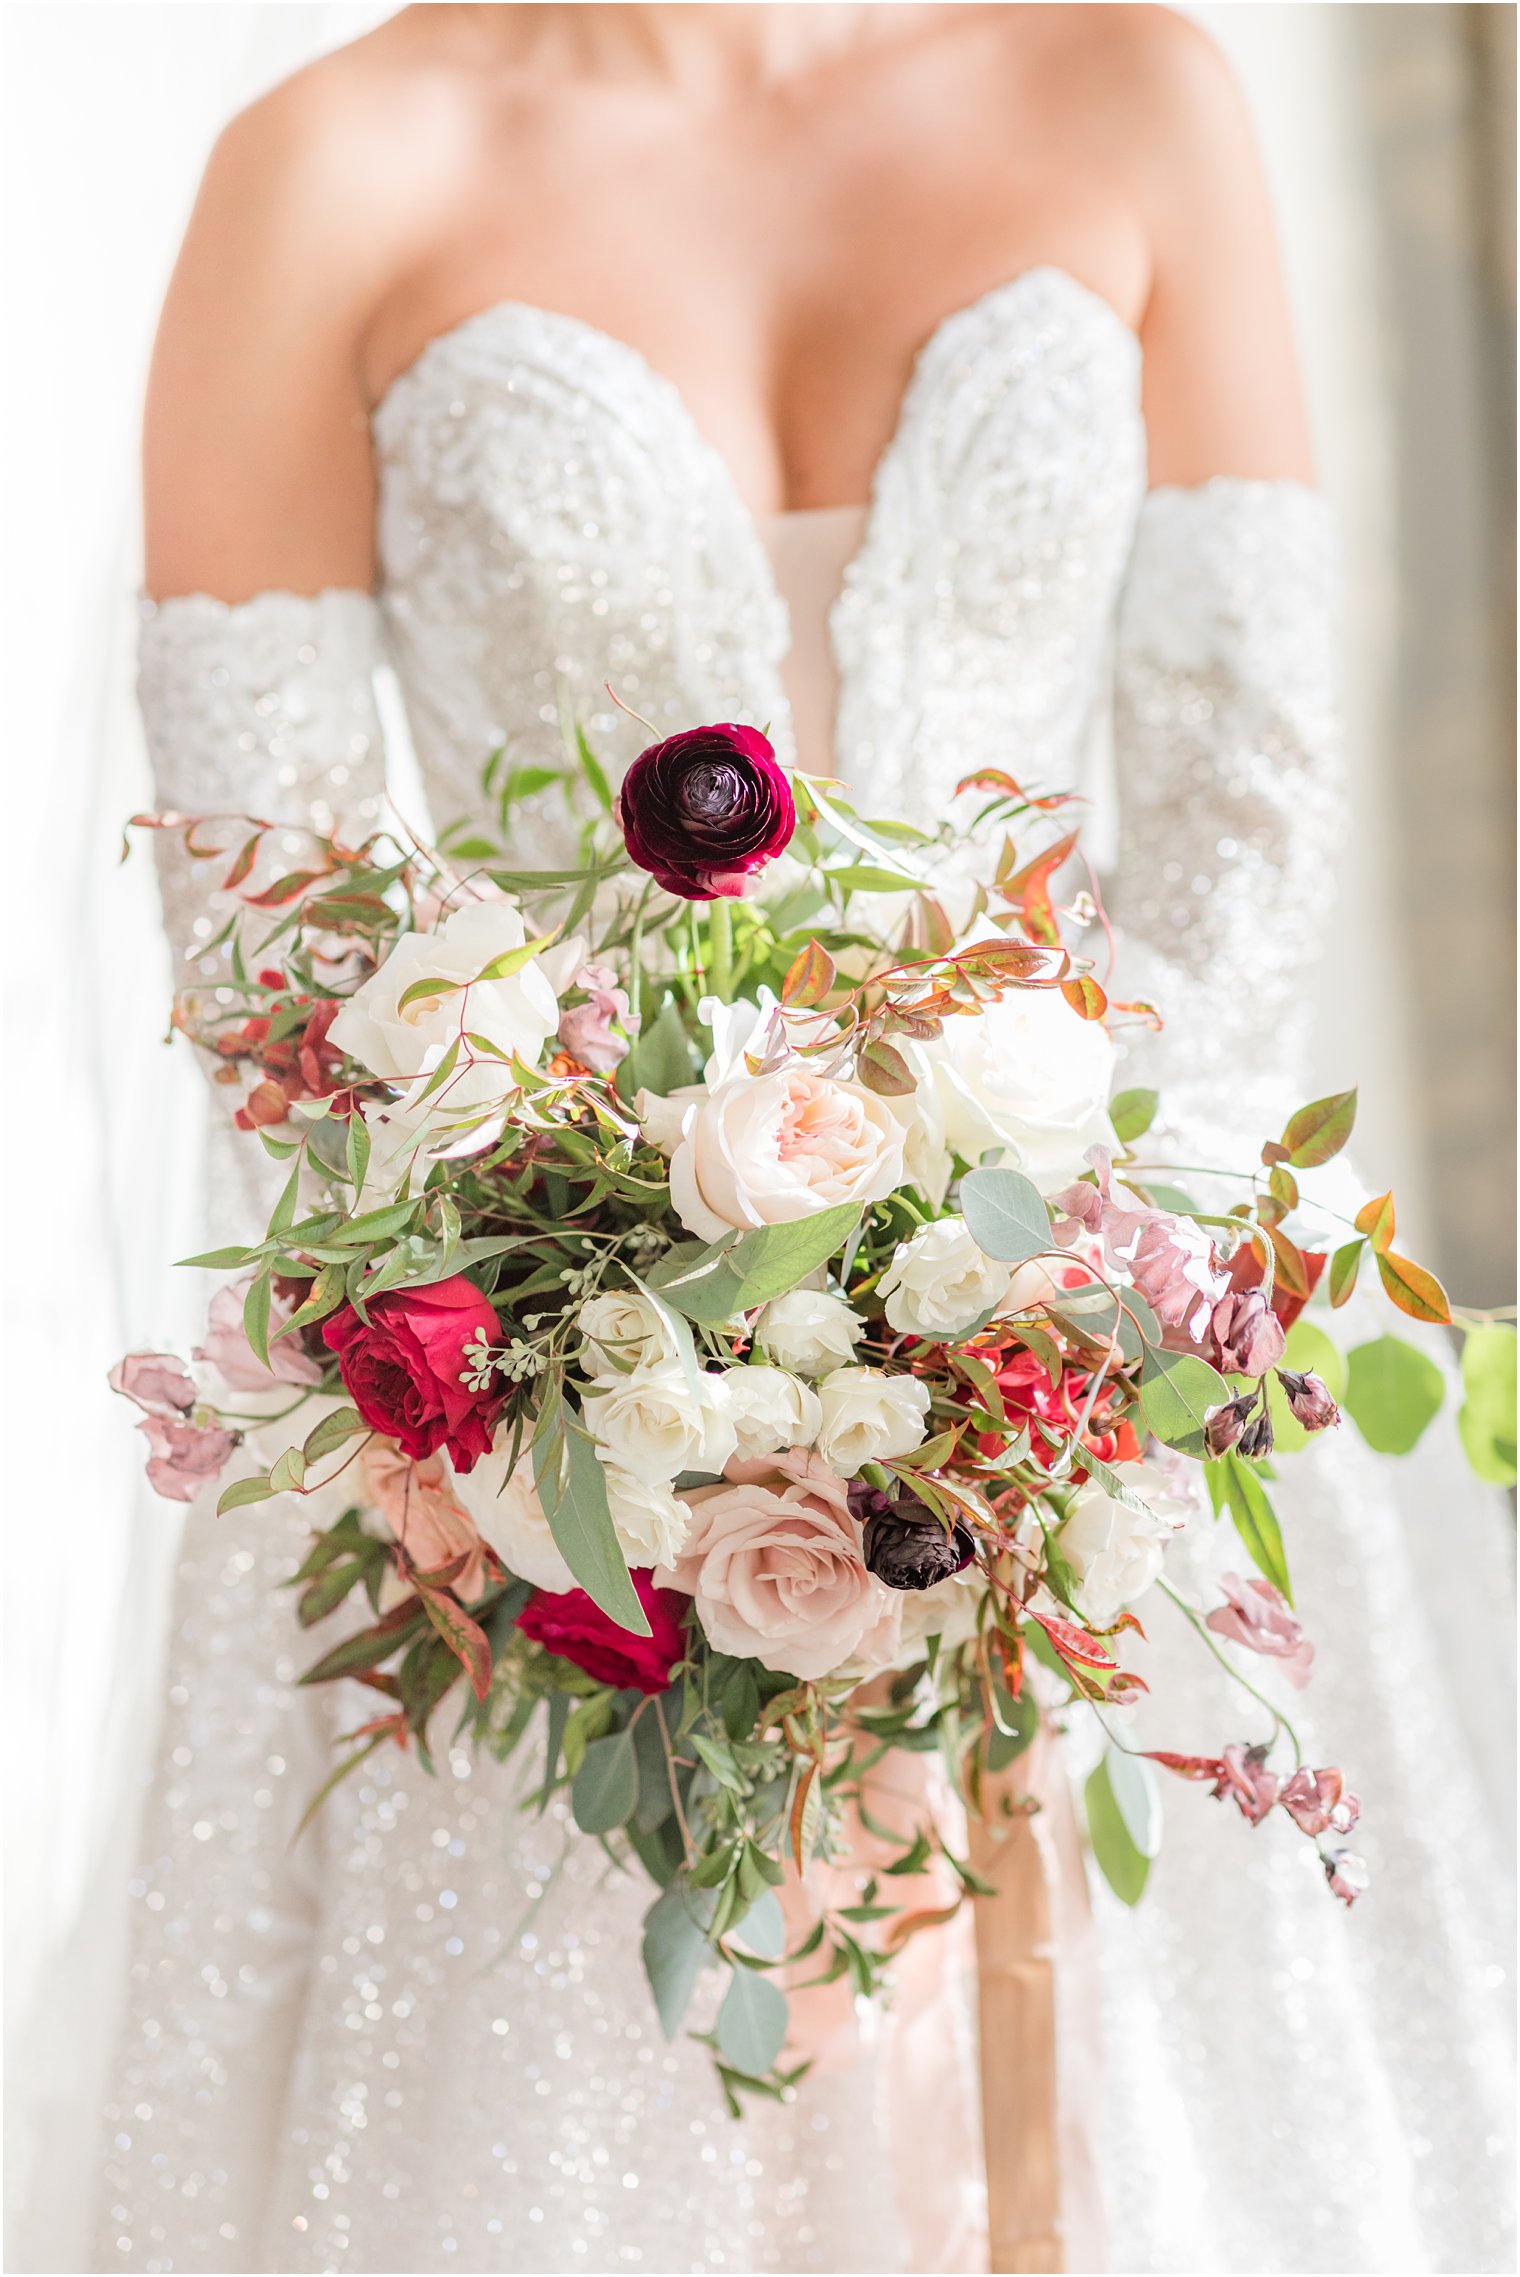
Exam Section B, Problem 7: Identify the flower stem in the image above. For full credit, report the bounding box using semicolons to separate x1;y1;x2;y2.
707;895;734;1003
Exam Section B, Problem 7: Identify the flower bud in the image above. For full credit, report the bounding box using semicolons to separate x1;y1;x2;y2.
848;1481;976;1592
1276;1368;1341;1433
1210;1289;1287;1377
1205;1392;1257;1458
1323;1848;1370;1905
1238;1403;1275;1460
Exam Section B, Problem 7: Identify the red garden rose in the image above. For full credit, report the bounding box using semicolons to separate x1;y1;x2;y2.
615;723;794;900
322;1275;502;1471
517;1568;688;1695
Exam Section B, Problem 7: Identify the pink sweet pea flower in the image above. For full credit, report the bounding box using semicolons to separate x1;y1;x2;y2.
1210;1741;1280;1825
1209;1289;1287;1378
1323;1849;1370;1905
557;963;633;1073
1279;1766;1360;1838
138;1413;239;1503
108;1352;197;1417
1205;1572;1315;1689
195;1278;324;1392
1051;1148;1229;1342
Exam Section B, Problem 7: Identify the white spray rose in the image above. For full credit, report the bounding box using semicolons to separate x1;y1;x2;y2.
756;1289;866;1377
1056;1467;1188;1626
814;1367;931;1475
665;1066;906;1243
448;1439;574;1592
894;1568;983;1662
329;899;580;1109
878;1215;1012;1338
717;1365;824;1462
583;1365;737;1483
919;930;1114;1194
575;1290;680;1380
605;1469;691;1567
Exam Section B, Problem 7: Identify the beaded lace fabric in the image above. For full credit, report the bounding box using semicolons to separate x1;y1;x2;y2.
103;268;1513;2275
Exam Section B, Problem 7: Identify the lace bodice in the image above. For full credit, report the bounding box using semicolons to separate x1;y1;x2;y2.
105;265;1518;2277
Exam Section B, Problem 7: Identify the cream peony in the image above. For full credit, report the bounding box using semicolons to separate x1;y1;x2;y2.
575;1289;680;1380
814;1367;931;1475
605;1469;692;1567
448;1437;574;1591
755;1288;865;1377
658;1449;899;1680
665;1066;906;1243
717;1365;824;1462
1056;1468;1187;1626
329;898;579;1109
583;1365;737;1482
915;937;1114;1195
878;1215;1011;1338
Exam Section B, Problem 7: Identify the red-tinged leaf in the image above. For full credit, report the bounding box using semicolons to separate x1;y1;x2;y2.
789;1762;820;1874
1268;1164;1299;1212
912;895;956;958
882;1902;964;1954
1376;1249;1453;1326
995;1632;1025;1701
781;938;836;1008
299;1596;425;1686
1000;831;1080;945
1282;1089;1358;1169
1105;1672;1150;1704
1144;1751;1223;1783
1060;974;1108;1021
1028;1608;1117;1672
415;1579;493;1702
1329;1239;1364;1307
1260;1139;1292;1168
243;868;329;909
1107;997;1164;1031
857;1037;916;1097
220;832;265;892
1266;1224;1311;1301
956;767;1073;812
1270;1246;1325;1332
1103;1610;1147;1641
242;1079;292;1129
1355;1191;1396;1253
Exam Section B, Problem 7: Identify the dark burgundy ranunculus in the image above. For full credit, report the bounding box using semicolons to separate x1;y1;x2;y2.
847;1481;976;1592
615;723;795;901
322;1275;501;1471
517;1568;688;1694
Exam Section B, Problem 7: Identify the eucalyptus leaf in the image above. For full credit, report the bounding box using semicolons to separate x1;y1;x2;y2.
1138;1349;1230;1457
732;1889;786;1961
716;1965;789;2076
641;1884;717;2039
959;1167;1052;1265
1103;1747;1162;1860
570;1729;638;1836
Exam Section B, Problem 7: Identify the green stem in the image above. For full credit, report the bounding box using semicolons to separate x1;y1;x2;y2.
707;895;734;1003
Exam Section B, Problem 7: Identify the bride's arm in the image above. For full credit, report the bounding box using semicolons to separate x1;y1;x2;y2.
101;95;401;2271
1102;21;1342;1146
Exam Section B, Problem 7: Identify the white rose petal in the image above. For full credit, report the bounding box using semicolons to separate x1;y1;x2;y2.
893;1568;983;1663
329;898;569;1110
1056;1467;1188;1626
921;926;1114;1194
815;1367;931;1475
605;1469;691;1567
449;1439;574;1592
584;1364;737;1484
878;1215;1012;1339
717;1365;824;1462
756;1289;865;1377
576;1290;680;1380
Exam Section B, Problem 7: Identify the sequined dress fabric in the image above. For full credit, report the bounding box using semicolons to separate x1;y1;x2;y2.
101;269;1513;2275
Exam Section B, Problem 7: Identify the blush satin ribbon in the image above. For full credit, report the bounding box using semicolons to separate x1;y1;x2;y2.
779;1719;1103;2275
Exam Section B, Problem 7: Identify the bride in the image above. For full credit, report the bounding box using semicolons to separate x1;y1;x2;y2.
97;6;1513;2272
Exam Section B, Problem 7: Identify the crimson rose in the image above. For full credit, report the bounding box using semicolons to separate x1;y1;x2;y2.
517;1568;688;1694
616;723;794;900
323;1275;501;1471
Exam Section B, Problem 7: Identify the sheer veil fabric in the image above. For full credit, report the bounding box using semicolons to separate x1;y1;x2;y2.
71;271;1514;2276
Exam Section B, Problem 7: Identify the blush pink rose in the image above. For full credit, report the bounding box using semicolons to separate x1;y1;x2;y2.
658;1448;900;1680
195;1278;324;1392
361;1440;490;1601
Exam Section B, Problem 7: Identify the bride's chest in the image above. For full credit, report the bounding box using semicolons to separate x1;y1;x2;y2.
371;269;1148;827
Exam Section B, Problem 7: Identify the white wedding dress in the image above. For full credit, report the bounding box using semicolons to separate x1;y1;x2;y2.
95;270;1514;2276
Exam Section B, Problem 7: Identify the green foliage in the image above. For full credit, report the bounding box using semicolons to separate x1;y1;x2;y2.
1343;1334;1445;1455
1139;1349;1231;1458
1458;1327;1517;1485
571;1729;639;1834
1214;1453;1293;1603
532;1397;650;1636
716;1966;789;2075
959;1166;1052;1264
1085;1753;1152;1905
1108;1087;1159;1145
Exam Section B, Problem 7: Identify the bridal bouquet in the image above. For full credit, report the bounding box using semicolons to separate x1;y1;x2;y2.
114;716;1514;2101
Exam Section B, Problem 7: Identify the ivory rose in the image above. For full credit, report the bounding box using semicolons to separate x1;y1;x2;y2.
664;1066;906;1243
878;1215;1011;1339
328;898;580;1108
583;1365;737;1482
658;1449;899;1680
449;1436;574;1591
1056;1467;1186;1625
605;1468;692;1567
719;1365;823;1462
575;1290;681;1380
756;1289;865;1377
814;1367;930;1475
